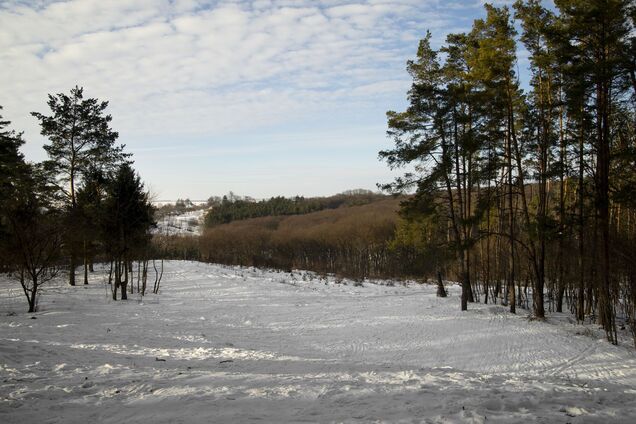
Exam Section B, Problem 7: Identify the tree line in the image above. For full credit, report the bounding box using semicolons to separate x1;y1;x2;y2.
199;198;401;277
203;189;385;226
0;87;156;312
154;196;465;290
381;0;636;345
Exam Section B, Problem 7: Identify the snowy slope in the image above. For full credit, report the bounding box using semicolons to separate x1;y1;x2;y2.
153;209;206;236
1;261;635;423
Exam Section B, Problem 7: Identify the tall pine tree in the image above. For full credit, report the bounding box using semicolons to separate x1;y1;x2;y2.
32;87;129;285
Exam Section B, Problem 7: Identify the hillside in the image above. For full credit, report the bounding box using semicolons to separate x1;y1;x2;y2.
203;190;388;227
198;197;404;277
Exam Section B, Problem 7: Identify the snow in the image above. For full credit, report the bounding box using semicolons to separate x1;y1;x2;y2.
153;209;206;236
1;261;635;423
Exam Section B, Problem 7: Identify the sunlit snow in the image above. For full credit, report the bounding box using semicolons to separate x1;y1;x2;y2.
1;261;635;423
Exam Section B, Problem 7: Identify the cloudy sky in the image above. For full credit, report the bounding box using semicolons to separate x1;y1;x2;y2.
0;0;513;200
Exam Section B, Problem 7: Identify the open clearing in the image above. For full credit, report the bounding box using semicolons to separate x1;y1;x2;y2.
1;261;635;423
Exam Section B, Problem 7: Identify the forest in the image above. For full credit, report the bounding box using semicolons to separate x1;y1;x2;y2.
379;0;636;346
1;0;636;350
0;87;157;311
203;190;384;226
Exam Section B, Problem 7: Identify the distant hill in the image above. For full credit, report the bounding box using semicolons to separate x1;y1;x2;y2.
198;196;406;278
204;189;388;227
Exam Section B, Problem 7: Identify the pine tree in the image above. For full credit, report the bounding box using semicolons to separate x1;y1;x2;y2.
31;87;129;286
514;0;562;319
0;106;28;270
380;31;490;311
0;110;62;311
555;0;633;344
3;169;62;312
76;168;107;285
0;107;26;206
101;164;154;300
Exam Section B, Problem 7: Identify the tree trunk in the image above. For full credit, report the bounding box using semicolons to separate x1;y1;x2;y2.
436;268;447;297
533;273;545;319
112;260;119;300
121;258;128;300
576;112;586;322
460;251;468;311
153;259;159;293
556;80;567;314
467;253;475;303
69;254;76;286
137;261;141;294
556;284;566;314
142;260;148;296
153;259;164;294
129;261;134;294
83;239;89;285
508;134;516;315
29;280;37;313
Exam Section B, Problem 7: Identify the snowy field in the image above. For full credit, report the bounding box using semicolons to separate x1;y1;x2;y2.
1;261;635;423
153;209;206;236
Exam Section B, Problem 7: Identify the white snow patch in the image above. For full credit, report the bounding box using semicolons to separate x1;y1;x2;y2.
1;260;635;423
153;209;206;236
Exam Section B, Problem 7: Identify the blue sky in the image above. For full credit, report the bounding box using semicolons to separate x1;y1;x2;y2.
0;0;517;200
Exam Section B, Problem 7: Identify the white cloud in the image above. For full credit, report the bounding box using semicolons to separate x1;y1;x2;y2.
1;1;441;128
0;0;483;197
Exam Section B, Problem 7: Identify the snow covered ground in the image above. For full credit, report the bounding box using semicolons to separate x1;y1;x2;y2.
1;261;635;423
153;209;206;236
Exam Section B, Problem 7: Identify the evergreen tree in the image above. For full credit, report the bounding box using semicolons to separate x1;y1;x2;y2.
31;86;129;285
555;0;633;343
76;168;107;284
514;0;562;318
2;166;62;312
0;107;26;207
0;107;28;269
0;106;63;312
380;1;636;343
101;164;154;300
380;31;487;311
